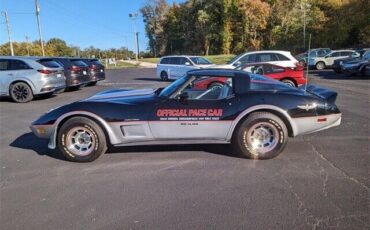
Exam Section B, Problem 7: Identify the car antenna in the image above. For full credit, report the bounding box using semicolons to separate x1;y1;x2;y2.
304;34;312;94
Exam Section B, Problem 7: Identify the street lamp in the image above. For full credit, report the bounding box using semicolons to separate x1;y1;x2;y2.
129;13;139;63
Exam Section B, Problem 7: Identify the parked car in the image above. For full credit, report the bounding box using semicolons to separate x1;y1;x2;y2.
308;50;360;70
156;55;214;81
341;51;370;75
51;57;91;90
80;58;106;85
31;69;341;162
295;48;331;67
238;63;305;87
216;50;300;69
332;49;369;73
0;56;66;103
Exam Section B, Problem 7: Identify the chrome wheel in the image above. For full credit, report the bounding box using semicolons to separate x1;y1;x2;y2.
65;126;96;156
245;122;279;155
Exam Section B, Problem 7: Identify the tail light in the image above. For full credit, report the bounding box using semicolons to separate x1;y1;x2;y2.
294;62;304;71
69;66;82;72
38;69;57;74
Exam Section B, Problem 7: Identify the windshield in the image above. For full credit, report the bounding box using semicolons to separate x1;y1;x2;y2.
226;53;244;64
159;76;190;97
190;57;212;65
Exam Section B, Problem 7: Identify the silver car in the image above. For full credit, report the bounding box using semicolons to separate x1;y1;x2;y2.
156;55;214;80
0;56;66;103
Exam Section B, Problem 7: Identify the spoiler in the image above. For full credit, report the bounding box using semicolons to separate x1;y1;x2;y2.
299;84;338;104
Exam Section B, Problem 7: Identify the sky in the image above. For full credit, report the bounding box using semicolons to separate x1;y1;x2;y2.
0;0;180;52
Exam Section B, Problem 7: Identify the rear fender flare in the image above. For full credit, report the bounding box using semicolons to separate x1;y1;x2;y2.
226;105;297;141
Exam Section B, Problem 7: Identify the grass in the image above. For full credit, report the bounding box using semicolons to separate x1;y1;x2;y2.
141;54;235;65
104;61;139;69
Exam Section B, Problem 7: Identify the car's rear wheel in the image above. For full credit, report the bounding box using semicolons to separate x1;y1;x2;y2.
281;79;296;87
58;117;107;162
315;62;325;70
160;71;168;81
10;82;33;103
232;112;288;160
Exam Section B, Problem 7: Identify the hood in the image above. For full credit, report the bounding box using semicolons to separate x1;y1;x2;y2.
83;88;158;104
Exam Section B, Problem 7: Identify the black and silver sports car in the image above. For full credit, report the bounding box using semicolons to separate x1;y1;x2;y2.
31;69;341;162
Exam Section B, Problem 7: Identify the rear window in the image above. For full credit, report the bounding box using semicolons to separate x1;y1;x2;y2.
0;60;10;70
38;59;61;68
71;60;88;67
249;74;290;90
275;53;290;61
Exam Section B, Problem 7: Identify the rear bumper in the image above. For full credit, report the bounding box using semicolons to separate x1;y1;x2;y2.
292;113;342;136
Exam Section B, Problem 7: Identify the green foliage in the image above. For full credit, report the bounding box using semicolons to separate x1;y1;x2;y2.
141;0;370;56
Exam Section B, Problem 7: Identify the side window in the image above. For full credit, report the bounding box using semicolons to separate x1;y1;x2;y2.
256;53;276;62
0;60;10;71
275;53;290;61
10;60;32;70
181;76;234;100
179;57;188;65
169;57;180;65
331;52;340;57
160;58;169;64
237;55;250;66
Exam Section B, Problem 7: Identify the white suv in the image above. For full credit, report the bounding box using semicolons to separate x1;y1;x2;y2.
308;50;360;70
156;56;214;80
215;50;299;69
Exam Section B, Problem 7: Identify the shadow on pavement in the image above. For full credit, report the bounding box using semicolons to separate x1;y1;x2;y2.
310;70;370;80
11;132;239;161
134;77;166;82
10;132;66;161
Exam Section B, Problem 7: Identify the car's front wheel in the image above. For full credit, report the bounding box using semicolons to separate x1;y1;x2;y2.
233;112;288;159
58;117;107;162
10;82;34;103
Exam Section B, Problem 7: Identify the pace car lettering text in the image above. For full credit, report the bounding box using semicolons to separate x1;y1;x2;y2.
157;109;223;121
157;109;223;117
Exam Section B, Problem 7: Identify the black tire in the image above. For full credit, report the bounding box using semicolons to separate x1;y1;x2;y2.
10;82;33;103
57;117;107;162
88;81;98;86
232;112;288;160
281;79;296;87
208;82;224;90
160;71;168;81
315;62;325;70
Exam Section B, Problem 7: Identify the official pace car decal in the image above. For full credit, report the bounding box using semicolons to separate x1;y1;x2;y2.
157;109;223;121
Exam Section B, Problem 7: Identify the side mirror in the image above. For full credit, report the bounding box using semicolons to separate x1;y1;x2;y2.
178;92;189;102
185;62;191;66
233;61;242;67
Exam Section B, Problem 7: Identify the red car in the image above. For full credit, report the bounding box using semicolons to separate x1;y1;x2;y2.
193;63;305;90
240;63;305;87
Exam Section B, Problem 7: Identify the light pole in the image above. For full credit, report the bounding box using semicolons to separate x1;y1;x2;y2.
25;35;30;56
1;11;14;56
129;13;139;63
35;0;45;56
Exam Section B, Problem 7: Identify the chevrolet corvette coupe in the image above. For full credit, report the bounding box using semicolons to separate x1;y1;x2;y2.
31;69;341;162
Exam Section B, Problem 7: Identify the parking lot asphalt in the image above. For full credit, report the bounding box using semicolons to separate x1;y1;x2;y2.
0;68;369;230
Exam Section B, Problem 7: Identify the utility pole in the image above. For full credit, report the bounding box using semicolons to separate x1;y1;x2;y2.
25;35;30;56
35;0;45;56
1;11;14;56
129;13;139;63
301;0;306;49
